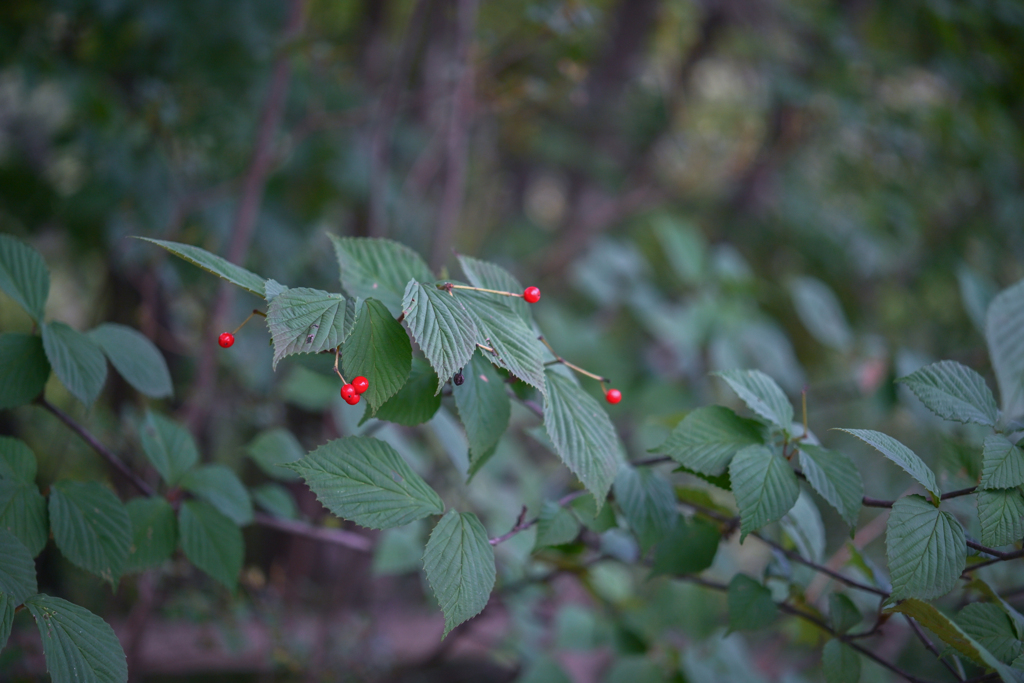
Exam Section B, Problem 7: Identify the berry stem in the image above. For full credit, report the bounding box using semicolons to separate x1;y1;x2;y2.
333;347;347;384
231;308;268;335
440;283;522;298
538;336;609;383
477;342;495;354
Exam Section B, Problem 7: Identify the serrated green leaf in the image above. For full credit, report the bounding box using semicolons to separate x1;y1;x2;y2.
370;357;443;426
650;516;720;576
798;444;864;527
179;464;253;526
781;491;825;562
454;351;511;477
457;254;531;323
543;370;621;508
534;501;580;549
330;236;434;315
886;598;1024;681
727;574;777;632
790;276;852;352
570;495;617;533
898;360;999;427
978;488;1024;547
88;323;173;399
264;278;286;302
729;444;799;540
829;594;863;635
0;477;48;556
42;322;108;406
969;578;1024;641
0;436;36;483
957;602;1023;664
987;278;1024;419
0;529;37;603
136;237;266;297
287;436;444;529
655;406;764;476
886;495;965;600
124;497;177;573
342;298;412;413
401;281;479;393
139;411;199;486
981;435;1024;490
0;593;12;652
614;466;677;551
672;464;732;490
0;333;50;409
822;639;860;683
837;429;938;498
244;428;303;481
178;500;242;591
26;594;128;683
49;481;131;584
251;483;298;520
0;233;49;323
715;369;793;429
423;510;496;638
265;287;348;370
458;289;546;394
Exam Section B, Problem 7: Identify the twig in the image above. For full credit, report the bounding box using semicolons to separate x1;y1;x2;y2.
755;533;890;598
862;486;977;509
488;491;587;546
962;548;1024;574
903;614;964;682
966;540;1008;559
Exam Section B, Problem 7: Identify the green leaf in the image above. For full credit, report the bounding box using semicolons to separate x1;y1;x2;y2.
650;516;720;576
978;488;1024;547
571;495;617;533
49;481;132;584
837;429;938;499
124;497;177;573
987;278;1024;419
604;656;666;683
139;411;199;486
515;656;573;683
886;598;1024;681
287;436;444;529
422;510;496;638
251;483;299;520
981;435;1024;490
178;500;243;591
0;529;37;603
458;289;546;394
454;351;511;477
330;236;434;315
543;370;621;508
372;521;426;576
0;477;48;556
25;594;128;683
957;602;1023;664
370;357;443;426
0;593;12;652
789;276;852;352
179;464;254;526
727;574;777;632
265;287;348;370
614;466;677;551
781;491;825;562
87;323;173;399
655;406;764;476
822;639;860;683
0;333;50;409
798;444;864;527
0;233;49;323
0;436;36;483
886;495;966;600
968;578;1024;641
244;428;304;481
534;501;581;549
136;237;266;297
899;360;999;427
401;280;479;393
457;254;531;323
715;369;793;430
264;278;286;302
342;298;412;413
729;445;799;540
829;594;863;635
42;322;108;406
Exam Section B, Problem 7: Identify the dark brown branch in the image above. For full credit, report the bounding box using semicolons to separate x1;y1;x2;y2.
755;533;891;598
863;486;977;509
903;614;965;682
488;491;587;546
966;540;1009;559
962;548;1024;574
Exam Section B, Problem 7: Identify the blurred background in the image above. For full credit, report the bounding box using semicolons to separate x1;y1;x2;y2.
1;0;1023;681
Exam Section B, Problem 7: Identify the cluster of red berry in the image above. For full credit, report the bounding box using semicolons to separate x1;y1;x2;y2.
340;376;369;405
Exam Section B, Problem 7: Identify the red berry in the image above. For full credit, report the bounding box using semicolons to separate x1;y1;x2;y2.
218;332;235;348
341;384;357;400
523;286;541;304
344;392;361;406
605;388;622;404
352;376;369;394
